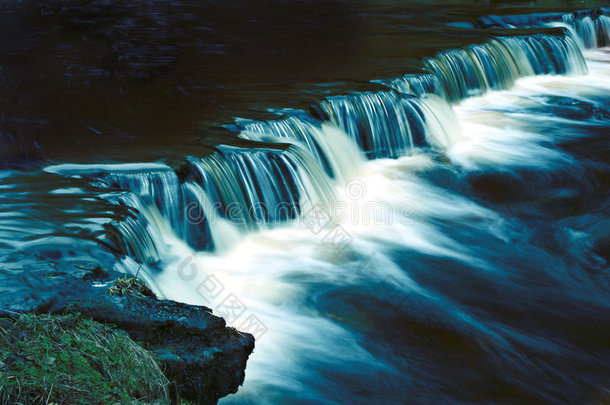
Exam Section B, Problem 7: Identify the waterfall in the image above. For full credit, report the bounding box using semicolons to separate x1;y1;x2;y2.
188;145;335;231
26;7;610;404
106;193;167;264
573;16;598;48
182;182;239;253
423;35;587;102
317;91;457;158
373;74;446;98
46;145;337;257
598;15;610;47
473;9;610;50
43;9;605;274
238;117;365;183
102;169;185;239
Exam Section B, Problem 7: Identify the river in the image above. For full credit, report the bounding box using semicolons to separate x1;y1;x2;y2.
2;1;610;403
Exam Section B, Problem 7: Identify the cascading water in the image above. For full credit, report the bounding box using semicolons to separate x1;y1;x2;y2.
315;90;459;158
475;9;604;48
423;35;587;102
47;144;338;255
374;73;446;98
318;91;429;158
237;117;365;183
599;15;610;46
187;145;335;231
102;169;185;239
106;193;166;264
44;163;186;261
33;8;610;404
573;16;598;48
43;14;606;261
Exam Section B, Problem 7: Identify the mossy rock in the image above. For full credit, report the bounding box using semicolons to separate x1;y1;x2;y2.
0;313;169;404
108;276;155;298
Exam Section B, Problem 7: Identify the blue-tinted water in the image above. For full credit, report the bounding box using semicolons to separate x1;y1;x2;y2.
1;4;610;404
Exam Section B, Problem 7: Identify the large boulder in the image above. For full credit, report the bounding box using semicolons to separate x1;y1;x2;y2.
0;258;254;404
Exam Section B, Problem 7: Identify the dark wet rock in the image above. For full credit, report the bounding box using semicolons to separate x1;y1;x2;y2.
0;262;255;404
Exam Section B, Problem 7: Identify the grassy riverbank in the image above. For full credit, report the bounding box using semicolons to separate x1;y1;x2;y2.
0;313;170;404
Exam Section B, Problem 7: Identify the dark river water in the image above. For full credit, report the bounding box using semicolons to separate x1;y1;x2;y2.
2;1;610;404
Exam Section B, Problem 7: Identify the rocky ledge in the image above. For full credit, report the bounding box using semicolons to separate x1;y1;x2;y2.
0;260;255;404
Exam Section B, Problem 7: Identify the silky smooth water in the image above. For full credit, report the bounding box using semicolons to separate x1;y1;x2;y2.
2;2;610;404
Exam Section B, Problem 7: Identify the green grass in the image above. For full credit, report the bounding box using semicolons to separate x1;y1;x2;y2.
0;313;170;404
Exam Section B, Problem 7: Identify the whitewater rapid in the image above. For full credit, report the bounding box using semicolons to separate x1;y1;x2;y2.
34;10;610;402
140;46;610;403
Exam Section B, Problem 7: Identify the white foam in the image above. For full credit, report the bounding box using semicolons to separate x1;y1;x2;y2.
149;48;610;402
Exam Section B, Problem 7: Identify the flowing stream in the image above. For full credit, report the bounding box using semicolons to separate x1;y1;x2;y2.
2;5;610;404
